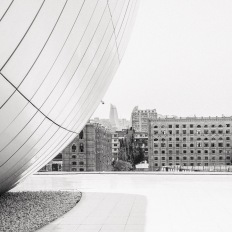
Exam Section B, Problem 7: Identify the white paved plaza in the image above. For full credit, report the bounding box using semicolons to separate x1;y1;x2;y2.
12;173;232;232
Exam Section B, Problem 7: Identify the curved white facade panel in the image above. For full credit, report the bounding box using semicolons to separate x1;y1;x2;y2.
0;0;139;193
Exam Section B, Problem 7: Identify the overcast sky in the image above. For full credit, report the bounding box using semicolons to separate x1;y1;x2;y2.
93;0;232;120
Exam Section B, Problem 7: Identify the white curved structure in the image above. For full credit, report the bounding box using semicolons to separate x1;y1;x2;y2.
0;0;139;193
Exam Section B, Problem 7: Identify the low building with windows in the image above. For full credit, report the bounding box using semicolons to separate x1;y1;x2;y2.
62;122;112;172
148;116;232;170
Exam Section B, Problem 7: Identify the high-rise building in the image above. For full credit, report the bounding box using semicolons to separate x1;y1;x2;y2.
0;0;139;193
131;106;157;132
62;122;112;172
148;116;232;170
109;104;120;130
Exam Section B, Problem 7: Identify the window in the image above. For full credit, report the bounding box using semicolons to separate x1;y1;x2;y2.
183;157;187;160
154;163;158;166
169;125;172;128
183;150;187;154
176;150;180;154
169;144;172;147
219;150;223;154
183;144;187;147
169;157;172;160
182;124;186;128
176;156;180;160
219;156;223;160
226;137;230;140
79;143;84;152
196;130;201;135
176;125;179;128
183;130;186;134
169;163;173;166
205;157;208;160
190;130;194;134
190;150;194;153
176;138;180;141
154;138;158;141
154;143;158;147
205;163;208;166
169;138;172;141
204;150;208;154
190;163;194;166
226;130;230;134
211;143;215;147
204;130;208;134
211;125;215;128
218;143;223;147
176;144;180;147
72;162;77;165
218;130;223;134
162;150;165;154
212;150;215;154
79;161;84;165
154;131;158;135
176;130;179;134
197;125;201;128
211;130;216;134
197;142;202;147
72;144;77;152
197;157;201;160
169;130;172;135
154;157;158;160
190;124;193;128
226;143;230;147
183;137;186;141
72;155;76;159
161;138;165;141
226;124;230;127
226;156;230;160
72;168;77;171
218;125;223;128
190;137;194;141
161;143;166;147
154;125;158;128
190;157;194;160
162;157;165;160
190;144;194;147
212;156;215;160
79;130;84;139
154;150;158;154
197;150;201;154
204;143;208;147
197;138;201;141
169;150;172;154
204;125;208;128
80;168;84;171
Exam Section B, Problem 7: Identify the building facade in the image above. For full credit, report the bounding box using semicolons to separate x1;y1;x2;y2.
62;123;112;172
131;106;157;132
148;117;232;170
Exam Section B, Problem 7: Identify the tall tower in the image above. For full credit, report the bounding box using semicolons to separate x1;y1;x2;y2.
109;104;120;130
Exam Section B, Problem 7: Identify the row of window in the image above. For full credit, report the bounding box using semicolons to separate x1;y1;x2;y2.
72;143;84;152
154;150;231;154
155;143;231;148
154;129;231;135
154;156;230;161
154;124;230;129
71;161;84;165
153;163;231;167
154;137;230;141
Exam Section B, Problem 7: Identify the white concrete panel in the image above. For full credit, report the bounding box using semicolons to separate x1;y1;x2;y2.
0;74;15;107
18;0;85;99
0;0;44;68
2;0;66;86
